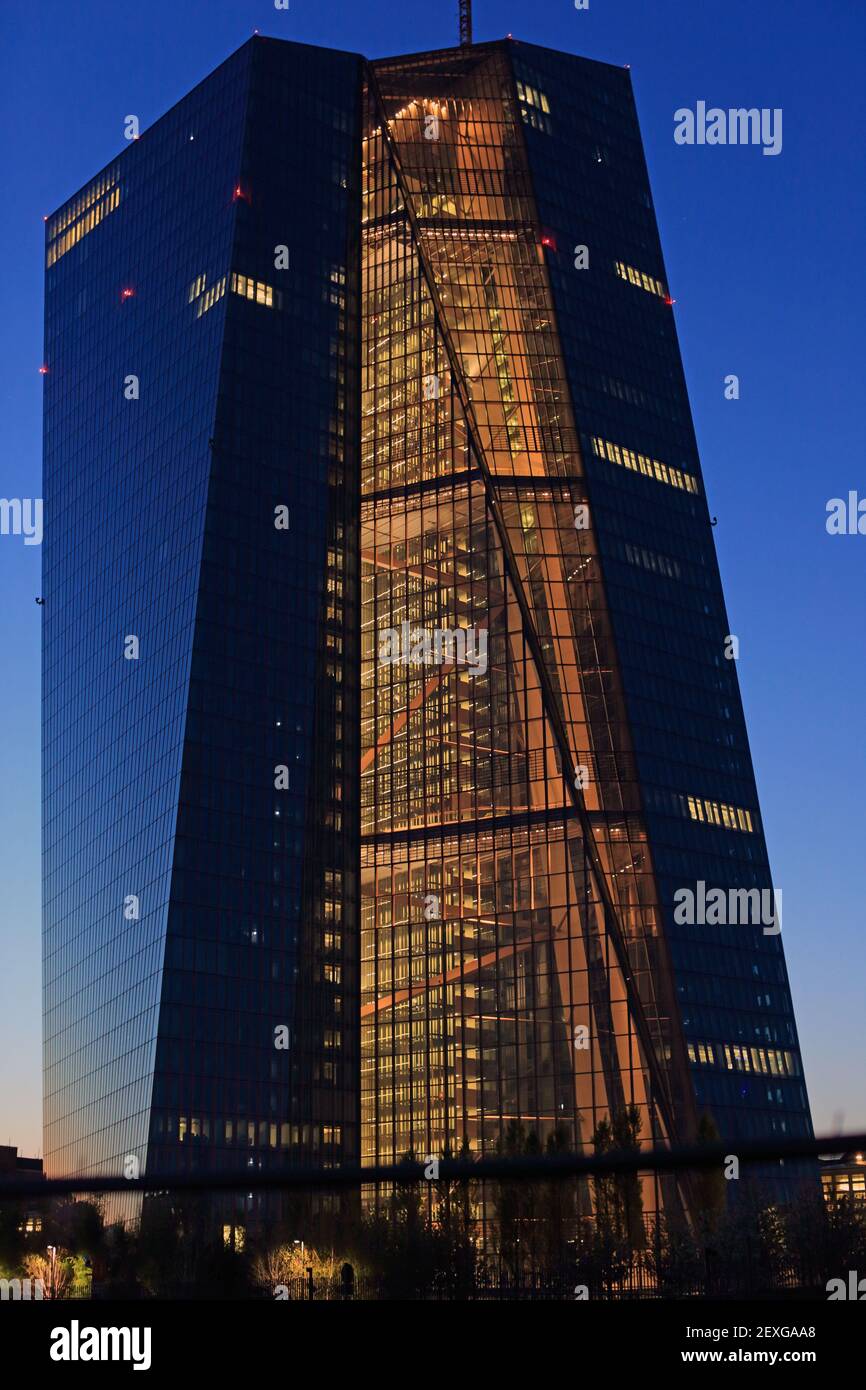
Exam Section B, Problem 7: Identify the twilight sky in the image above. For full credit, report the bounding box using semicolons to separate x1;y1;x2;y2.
0;0;863;1155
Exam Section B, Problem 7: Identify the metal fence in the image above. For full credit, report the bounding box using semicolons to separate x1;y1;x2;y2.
1;1132;863;1302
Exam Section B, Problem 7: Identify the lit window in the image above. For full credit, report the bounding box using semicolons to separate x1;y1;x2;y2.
188;273;227;318
615;259;666;299
47;174;121;268
688;1041;717;1066
591;435;699;495
189;271;282;317
516;79;552;132
230;271;281;309
685;794;756;833
223;1224;245;1251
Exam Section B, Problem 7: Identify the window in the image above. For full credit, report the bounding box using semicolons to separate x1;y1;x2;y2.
515;80;552;133
591;435;699;495
188;271;283;317
614;259;666;300
686;794;755;833
516;80;551;113
188;272;227;317
230;272;282;309
47;172;121;267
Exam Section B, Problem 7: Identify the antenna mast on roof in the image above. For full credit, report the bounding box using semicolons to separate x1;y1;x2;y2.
459;0;472;46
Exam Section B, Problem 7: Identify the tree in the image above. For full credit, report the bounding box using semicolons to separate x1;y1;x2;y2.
431;1137;478;1298
250;1243;342;1296
694;1111;727;1238
356;1151;442;1299
539;1124;577;1281
23;1248;74;1299
43;1200;106;1262
590;1105;646;1289
0;1197;28;1275
492;1120;529;1281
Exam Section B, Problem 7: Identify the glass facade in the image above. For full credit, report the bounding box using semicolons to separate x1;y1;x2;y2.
360;46;697;1235
42;37;362;1195
43;34;810;1225
510;41;811;1148
359;39;810;1206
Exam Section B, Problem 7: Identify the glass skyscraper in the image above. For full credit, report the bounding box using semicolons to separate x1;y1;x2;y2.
43;35;811;1220
43;37;362;1192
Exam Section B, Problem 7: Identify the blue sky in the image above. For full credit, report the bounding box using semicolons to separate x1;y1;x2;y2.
1;0;863;1155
